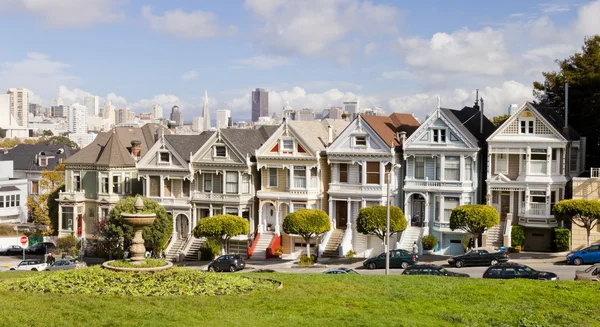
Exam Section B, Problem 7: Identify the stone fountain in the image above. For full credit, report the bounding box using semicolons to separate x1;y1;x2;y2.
121;196;156;264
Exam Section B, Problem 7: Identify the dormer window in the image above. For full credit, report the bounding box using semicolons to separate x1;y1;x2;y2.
158;152;170;163
282;139;293;151
433;129;446;143
520;120;534;134
355;136;366;147
215;146;227;157
39;157;48;167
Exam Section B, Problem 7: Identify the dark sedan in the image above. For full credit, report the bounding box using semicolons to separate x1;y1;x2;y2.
448;249;509;268
483;262;558;280
207;254;245;272
26;242;56;255
1;245;24;256
402;264;470;277
363;249;418;270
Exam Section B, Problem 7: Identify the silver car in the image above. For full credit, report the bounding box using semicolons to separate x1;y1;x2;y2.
46;259;87;271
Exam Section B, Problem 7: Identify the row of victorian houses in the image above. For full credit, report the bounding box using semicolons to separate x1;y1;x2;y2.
53;101;586;259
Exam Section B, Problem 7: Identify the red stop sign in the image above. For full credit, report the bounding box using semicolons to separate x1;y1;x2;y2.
20;235;28;246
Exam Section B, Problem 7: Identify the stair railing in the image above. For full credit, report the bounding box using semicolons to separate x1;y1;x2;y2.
338;228;353;257
163;234;176;256
318;229;333;257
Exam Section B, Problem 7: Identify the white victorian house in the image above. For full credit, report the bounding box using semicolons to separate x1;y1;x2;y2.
403;103;495;254
486;102;585;251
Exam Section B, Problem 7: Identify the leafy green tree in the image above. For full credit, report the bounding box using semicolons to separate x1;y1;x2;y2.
491;114;511;127
103;197;173;254
93;216;123;260
48;185;64;235
193;215;249;255
356;205;407;241
533;35;600;167
42;130;53;136
450;205;499;248
57;235;78;256
27;164;65;234
40;135;79;149
553;199;600;246
282;209;330;257
0;128;6;138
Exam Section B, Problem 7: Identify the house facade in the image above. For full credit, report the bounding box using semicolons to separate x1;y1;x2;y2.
58;124;168;238
402;105;495;255
486;102;586;251
254;120;348;258
571;168;600;249
0;161;27;224
325;113;420;258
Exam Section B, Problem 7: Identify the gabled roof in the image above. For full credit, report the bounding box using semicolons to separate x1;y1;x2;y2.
0;144;77;171
362;113;420;147
220;126;277;160
64;123;170;167
288;120;349;153
441;106;496;146
165;132;214;163
528;102;580;141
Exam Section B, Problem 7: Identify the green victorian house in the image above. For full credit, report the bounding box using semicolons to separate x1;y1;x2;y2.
58;124;169;238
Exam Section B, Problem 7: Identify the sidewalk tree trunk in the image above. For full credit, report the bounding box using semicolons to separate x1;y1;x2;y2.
193;215;249;255
356;205;407;242
282;209;330;258
553;199;600;246
449;205;499;248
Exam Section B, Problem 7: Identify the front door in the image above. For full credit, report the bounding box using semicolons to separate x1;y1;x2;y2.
336;201;348;229
500;194;510;219
412;197;425;227
175;215;189;239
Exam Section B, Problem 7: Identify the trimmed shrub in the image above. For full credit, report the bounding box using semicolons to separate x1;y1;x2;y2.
511;226;526;247
356;205;407;240
553;228;570;252
283;209;330;258
346;250;356;258
449;205;499;248
57;235;78;256
299;254;316;266
421;234;438;251
200;239;221;261
193;215;250;255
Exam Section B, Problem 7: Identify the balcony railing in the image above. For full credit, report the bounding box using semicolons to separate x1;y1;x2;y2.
147;196;190;206
404;180;472;189
328;183;385;195
58;190;86;202
520;201;547;216
191;191;242;202
591;168;600;178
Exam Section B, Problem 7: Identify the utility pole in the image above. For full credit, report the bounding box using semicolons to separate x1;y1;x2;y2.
385;170;391;275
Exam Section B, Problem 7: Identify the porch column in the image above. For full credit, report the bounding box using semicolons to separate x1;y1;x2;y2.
257;209;263;233
423;199;430;236
172;212;177;239
289;167;294;189
275;210;280;235
439;154;445;181
346;199;352;229
524;187;530;214
438;195;444;222
58;205;63;232
361;161;367;186
526;146;531;175
546;185;551;216
509;191;514;217
145;175;150;197
405;198;411;226
546;146;552;177
379;162;385;185
561;147;566;175
329;198;334;229
459;155;465;181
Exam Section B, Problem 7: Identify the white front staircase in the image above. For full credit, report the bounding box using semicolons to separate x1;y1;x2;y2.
250;232;273;260
166;237;186;261
322;229;345;258
486;221;504;249
184;237;206;261
398;227;424;252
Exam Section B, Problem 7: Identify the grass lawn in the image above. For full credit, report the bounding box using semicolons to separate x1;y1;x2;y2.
0;270;598;327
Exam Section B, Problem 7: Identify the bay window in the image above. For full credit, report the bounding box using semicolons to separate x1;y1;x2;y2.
112;175;121;194
242;174;251;194
495;154;508;174
443;198;459;221
204;173;222;193
464;159;472;181
268;168;278;188
294;166;306;188
310;167;318;188
366;162;380;184
101;174;109;193
339;163;348;183
226;172;238;194
62;207;74;231
415;157;425;179
445;157;459;181
73;173;81;192
149;176;160;197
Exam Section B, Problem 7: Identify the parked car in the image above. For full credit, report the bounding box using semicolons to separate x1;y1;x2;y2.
574;264;600;281
482;262;558;280
566;244;600;266
363;249;418;270
46;259;87;271
9;259;47;271
402;264;469;277
26;242;56;255
323;268;359;274
1;245;24;256
448;249;509;268
207;254;245;272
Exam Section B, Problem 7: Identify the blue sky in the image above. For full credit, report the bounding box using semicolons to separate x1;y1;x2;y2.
0;0;598;121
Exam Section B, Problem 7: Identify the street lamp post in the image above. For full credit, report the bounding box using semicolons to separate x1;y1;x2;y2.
385;164;401;276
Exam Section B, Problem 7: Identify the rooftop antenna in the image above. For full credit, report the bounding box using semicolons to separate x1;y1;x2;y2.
436;96;441;110
474;89;479;108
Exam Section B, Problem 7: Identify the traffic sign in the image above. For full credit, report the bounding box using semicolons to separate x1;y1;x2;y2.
20;235;28;246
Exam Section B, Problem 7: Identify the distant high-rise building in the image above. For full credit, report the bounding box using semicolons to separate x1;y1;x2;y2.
192;116;204;132
252;88;268;122
202;90;211;131
84;95;100;116
68;103;88;133
139;112;153;120
44;108;51;117
322;107;344;120
53;93;63;107
152;104;163;119
170;105;182;127
343;99;360;120
29;103;42;116
216;109;231;129
51;105;67;118
296;108;315;121
116;107;134;125
7;88;29;127
102;101;116;129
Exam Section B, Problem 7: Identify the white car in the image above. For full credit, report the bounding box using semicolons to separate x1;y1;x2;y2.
9;259;48;271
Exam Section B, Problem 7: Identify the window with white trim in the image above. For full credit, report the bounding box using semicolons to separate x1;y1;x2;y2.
495;154;508;174
310;167;318;188
294;166;306;188
241;174;251;194
282;139;293;151
339;163;348;183
112;175;121;194
355;136;366;147
204;173;222;193
73;172;81;192
520;120;534;134
124;173;131;194
268;168;278;188
225;207;239;216
149;176;160;197
464;159;472;181
443;197;459;221
158;152;170;163
293;203;307;212
226;172;238;194
182;179;190;197
215;146;226;157
100;173;109;193
163;178;172;197
415;157;425;179
432;129;446;143
445;156;460;181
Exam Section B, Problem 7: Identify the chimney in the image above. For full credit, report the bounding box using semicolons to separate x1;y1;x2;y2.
563;81;569;136
473;89;480;109
398;131;407;147
131;140;142;158
480;97;484;134
328;125;333;144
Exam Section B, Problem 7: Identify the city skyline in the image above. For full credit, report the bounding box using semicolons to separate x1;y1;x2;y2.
0;1;599;121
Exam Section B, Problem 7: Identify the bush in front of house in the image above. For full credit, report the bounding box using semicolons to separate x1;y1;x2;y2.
553;228;570;252
511;226;526;247
299;254;316;266
421;234;438;251
200;239;221;261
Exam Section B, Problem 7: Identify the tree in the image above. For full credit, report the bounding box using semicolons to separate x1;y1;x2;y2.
48;185;63;235
42;130;53;137
192;215;249;255
27;164;66;234
282;209;330;257
0;128;6;138
0;137;21;148
57;235;78;256
449;205;499;248
102;197;173;254
93;215;123;260
356;205;407;241
41;136;79;149
491;114;511;127
533;35;600;167
553;199;600;246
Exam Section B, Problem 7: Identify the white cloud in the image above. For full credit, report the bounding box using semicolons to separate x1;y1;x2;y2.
244;0;399;57
538;3;570;13
57;85;92;104
141;6;237;39
233;55;290;69
575;0;600;36
381;70;417;80
11;0;125;28
106;93;127;106
181;70;198;80
364;42;377;56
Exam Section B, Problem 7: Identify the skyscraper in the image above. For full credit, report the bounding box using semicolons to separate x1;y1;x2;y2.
68;103;88;133
6;88;29;127
343;99;360;120
192;116;204;132
84;95;100;116
170;105;182;127
102;100;116;128
252;88;268;122
152;104;163;119
202;90;211;131
116;107;134;125
216;109;231;129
